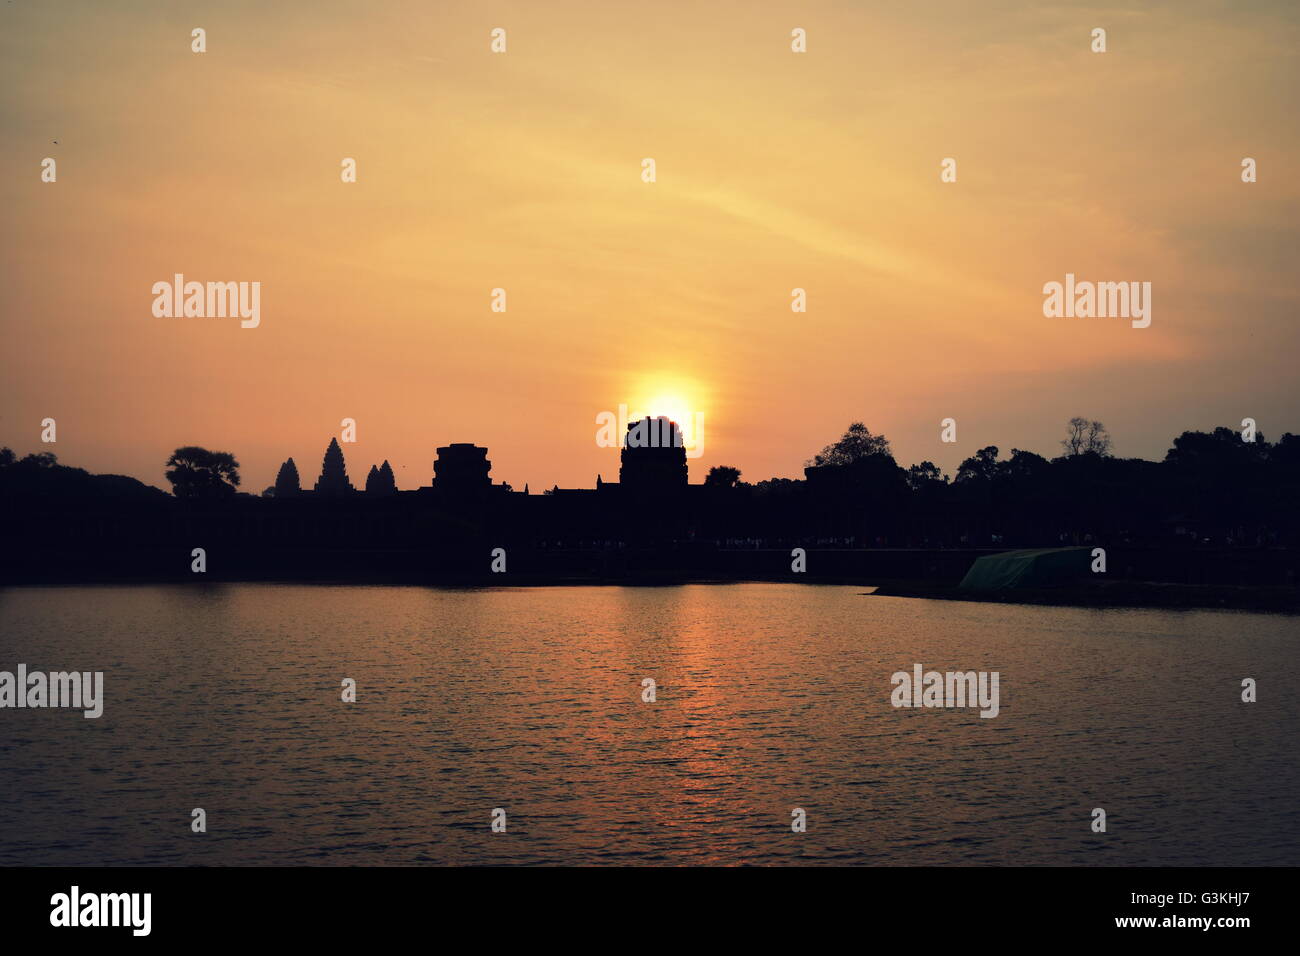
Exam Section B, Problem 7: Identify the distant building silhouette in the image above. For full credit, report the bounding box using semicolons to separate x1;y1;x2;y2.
315;438;354;496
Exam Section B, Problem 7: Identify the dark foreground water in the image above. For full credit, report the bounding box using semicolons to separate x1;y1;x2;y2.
0;583;1296;866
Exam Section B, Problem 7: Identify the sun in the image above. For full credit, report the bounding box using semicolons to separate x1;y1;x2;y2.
645;393;691;428
627;372;709;448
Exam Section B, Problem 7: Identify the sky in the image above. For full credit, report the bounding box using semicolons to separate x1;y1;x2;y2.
2;0;1298;494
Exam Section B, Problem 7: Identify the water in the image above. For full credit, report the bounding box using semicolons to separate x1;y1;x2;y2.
0;583;1295;866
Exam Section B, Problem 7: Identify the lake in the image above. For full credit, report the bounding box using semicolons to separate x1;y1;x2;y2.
0;583;1295;865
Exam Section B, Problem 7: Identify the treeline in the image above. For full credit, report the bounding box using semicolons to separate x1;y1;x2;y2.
697;420;1300;547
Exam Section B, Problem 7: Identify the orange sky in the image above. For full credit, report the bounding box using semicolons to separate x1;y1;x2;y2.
2;0;1298;493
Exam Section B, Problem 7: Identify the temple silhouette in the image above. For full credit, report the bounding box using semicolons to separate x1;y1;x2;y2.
266;418;692;505
2;416;1298;605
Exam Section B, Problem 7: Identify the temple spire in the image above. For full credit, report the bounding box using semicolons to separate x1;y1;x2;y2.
315;437;353;496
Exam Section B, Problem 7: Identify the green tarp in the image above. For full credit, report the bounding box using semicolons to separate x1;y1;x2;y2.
958;547;1091;590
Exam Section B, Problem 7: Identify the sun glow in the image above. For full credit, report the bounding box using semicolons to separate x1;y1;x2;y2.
631;374;707;448
645;394;691;428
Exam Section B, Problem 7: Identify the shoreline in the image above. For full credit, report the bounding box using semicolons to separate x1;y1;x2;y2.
869;580;1300;614
3;570;1297;613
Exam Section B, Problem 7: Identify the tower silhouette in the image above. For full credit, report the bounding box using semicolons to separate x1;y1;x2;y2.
315;438;354;496
433;444;491;495
619;417;688;491
274;457;301;498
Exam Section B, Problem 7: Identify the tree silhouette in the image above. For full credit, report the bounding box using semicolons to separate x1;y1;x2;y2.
274;458;300;498
1166;426;1265;470
704;465;742;488
19;452;57;468
1062;417;1112;457
906;460;946;491
165;446;240;499
314;438;353;496
1005;448;1050;479
808;422;892;467
955;446;1000;484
